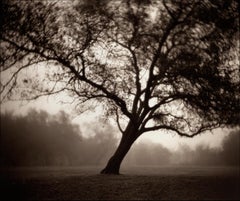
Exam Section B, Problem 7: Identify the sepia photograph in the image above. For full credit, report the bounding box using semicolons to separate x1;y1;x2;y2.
0;0;239;200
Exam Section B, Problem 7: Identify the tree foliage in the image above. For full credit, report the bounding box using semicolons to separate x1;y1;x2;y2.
1;0;239;173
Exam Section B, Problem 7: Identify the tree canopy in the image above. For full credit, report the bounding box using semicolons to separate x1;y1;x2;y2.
1;0;239;174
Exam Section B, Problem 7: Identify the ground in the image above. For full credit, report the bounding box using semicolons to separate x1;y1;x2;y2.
1;166;239;200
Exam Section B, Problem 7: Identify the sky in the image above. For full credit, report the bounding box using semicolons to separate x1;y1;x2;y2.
1;94;230;151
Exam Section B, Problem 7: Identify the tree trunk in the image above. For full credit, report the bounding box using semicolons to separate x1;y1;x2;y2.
100;123;138;175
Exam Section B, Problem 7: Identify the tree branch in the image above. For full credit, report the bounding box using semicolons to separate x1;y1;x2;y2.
142;123;220;138
115;107;124;134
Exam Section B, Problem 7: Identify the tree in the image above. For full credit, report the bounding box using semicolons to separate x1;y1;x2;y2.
0;0;239;174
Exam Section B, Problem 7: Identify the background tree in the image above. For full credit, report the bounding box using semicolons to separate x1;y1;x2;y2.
0;109;118;166
0;0;239;174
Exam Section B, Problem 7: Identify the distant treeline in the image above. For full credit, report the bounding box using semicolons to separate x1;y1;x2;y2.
0;109;239;167
0;109;116;166
125;130;240;167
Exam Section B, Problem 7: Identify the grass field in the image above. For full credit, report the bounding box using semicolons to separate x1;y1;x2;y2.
1;166;239;200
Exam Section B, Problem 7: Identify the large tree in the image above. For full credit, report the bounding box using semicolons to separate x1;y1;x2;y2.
1;0;239;174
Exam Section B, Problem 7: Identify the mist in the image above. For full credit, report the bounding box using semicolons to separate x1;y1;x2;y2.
0;109;239;167
0;109;117;166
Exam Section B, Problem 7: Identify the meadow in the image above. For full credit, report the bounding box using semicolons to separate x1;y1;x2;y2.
1;166;239;200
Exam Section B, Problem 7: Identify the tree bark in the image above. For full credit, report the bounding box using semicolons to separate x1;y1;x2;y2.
100;123;138;174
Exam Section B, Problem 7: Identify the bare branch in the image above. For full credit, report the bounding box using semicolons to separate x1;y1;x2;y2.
142;123;220;138
115;107;124;134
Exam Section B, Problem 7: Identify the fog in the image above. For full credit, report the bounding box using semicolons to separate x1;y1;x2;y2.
0;109;239;167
